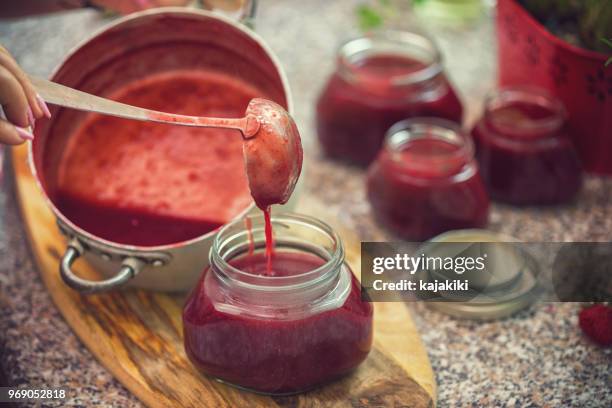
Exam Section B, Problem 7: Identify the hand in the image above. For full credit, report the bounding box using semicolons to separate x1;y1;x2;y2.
0;45;50;145
91;0;191;15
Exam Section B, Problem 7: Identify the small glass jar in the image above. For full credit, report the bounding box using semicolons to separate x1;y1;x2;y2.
200;0;258;27
183;213;373;395
316;30;463;166
471;87;582;205
367;118;489;241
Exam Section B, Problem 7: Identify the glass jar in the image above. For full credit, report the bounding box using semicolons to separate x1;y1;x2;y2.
200;0;258;28
471;87;582;205
182;213;373;395
316;30;463;166
367;118;489;241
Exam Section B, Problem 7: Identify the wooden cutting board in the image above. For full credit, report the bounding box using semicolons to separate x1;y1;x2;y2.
10;143;436;408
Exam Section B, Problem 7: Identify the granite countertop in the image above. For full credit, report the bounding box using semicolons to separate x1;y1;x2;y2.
0;1;610;407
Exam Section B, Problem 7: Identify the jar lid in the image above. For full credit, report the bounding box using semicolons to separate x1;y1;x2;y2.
417;229;541;320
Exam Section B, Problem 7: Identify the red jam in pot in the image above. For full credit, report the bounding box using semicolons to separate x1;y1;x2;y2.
55;70;262;246
471;87;582;205
183;214;373;395
367;118;489;241
316;31;463;166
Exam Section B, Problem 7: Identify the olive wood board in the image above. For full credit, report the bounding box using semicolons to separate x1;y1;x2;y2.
10;143;436;408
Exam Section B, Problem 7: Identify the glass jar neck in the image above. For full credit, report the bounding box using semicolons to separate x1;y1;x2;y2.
208;213;351;319
382;118;475;179
483;87;566;142
337;30;446;98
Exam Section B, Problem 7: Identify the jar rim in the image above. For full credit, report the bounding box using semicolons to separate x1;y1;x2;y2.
483;86;566;139
337;30;443;87
384;117;474;175
210;212;345;292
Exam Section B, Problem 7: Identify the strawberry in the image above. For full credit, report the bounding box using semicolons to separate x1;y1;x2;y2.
579;304;612;347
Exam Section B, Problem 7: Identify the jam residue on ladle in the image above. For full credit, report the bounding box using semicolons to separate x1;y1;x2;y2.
242;98;303;273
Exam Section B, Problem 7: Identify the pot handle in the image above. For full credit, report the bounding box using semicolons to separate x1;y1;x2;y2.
60;239;144;294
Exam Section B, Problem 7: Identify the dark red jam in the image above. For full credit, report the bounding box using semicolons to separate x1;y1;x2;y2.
317;32;463;166
183;250;373;395
367;119;489;240
471;87;582;205
55;193;223;247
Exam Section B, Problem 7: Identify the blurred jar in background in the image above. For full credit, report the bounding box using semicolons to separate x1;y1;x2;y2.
92;0;255;19
316;30;463;166
471;87;582;205
200;0;257;26
367;118;488;241
94;0;190;15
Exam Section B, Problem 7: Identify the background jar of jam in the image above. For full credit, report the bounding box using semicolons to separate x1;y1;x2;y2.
367;118;489;241
183;213;373;395
471;87;582;205
316;30;463;166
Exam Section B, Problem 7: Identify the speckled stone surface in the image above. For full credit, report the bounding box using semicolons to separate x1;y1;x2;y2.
0;1;610;407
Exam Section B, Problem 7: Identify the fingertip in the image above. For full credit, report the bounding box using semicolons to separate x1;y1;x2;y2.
29;94;44;119
36;94;52;119
21;82;44;119
15;126;34;141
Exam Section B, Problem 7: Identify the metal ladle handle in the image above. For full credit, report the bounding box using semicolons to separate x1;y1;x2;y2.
29;75;259;138
60;239;144;294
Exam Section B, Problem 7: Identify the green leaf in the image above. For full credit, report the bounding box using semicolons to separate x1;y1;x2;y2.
357;5;384;31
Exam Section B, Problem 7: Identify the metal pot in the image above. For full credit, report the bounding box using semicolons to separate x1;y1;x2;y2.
29;8;294;293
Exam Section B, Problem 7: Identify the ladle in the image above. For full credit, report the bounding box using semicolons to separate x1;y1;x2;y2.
30;75;262;138
30;75;303;206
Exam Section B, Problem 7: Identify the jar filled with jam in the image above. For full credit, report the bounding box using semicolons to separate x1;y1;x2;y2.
471;87;582;205
367;118;489;241
316;30;463;166
183;213;373;395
